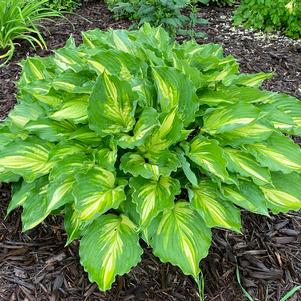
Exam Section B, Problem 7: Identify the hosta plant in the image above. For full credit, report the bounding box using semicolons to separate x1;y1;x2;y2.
2;24;301;296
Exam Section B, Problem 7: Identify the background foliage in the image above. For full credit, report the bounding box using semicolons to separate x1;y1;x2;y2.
0;0;60;65
46;0;81;11
104;0;207;37
233;0;301;38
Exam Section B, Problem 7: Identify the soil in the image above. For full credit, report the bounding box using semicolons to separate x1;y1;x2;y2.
0;1;301;301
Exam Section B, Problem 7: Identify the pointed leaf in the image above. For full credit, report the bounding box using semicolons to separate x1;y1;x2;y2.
74;167;127;220
188;181;241;231
145;202;212;280
88;73;137;136
261;172;301;214
152;66;199;125
245;133;301;174
130;176;180;227
79;214;143;291
186;136;229;181
224;148;271;185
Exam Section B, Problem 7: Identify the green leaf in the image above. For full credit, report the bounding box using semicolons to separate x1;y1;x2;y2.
203;102;260;135
224;147;271;185
79;214;143;291
261;172;301;214
245;133;301;174
186;136;229;181
7;180;35;216
231;72;273;87
176;150;198;186
143;108;183;159
64;205;83;245
145;202;212;280
222;180;269;216
152;66;199;125
118;107;159;149
50;96;89;123
218;121;274;146
21;176;50;231
88;72;137;136
0;138;53;182
130;176;180;227
120;152;160;179
74;167;127;220
188;180;241;231
24;119;77;142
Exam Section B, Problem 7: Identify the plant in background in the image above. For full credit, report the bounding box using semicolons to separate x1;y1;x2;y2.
2;24;301;298
105;0;207;37
0;0;60;65
46;0;81;11
208;0;236;6
233;0;301;38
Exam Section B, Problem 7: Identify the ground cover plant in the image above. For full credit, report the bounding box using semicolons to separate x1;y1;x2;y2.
2;24;301;298
46;0;81;11
104;0;207;37
233;0;301;38
0;0;60;65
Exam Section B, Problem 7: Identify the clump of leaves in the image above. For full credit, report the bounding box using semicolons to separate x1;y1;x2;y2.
2;24;301;296
105;0;207;37
0;0;61;65
233;0;301;38
46;0;81;11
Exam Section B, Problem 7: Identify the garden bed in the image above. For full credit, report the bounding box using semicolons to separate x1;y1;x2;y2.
0;1;301;300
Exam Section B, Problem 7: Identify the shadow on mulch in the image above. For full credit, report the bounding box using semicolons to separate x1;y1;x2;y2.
0;1;301;300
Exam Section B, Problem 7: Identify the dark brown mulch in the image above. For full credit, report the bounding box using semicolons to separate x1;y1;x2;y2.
1;2;301;301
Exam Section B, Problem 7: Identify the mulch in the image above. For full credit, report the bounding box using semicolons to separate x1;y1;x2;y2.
0;1;301;301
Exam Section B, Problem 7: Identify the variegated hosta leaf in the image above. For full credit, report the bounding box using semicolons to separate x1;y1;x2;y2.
203;102;260;135
69;126;102;145
118;107;159;149
94;139;117;171
176;150;198;187
130;176;181;227
49;141;86;162
0;138;53;182
88;73;137;136
198;86;276;107
74;167;127;221
222;180;269;216
260;172;301;214
266;93;301;135
0;168;20;183
245;133;301;174
79;214;143;291
19;57;52;84
120;151;181;179
64;205;83;245
231;72;273;87
145;202;212;280
7;181;35;216
8;101;46;128
186;136;229;182
218;121;274;147
50;96;89;124
143;108;183;159
188;180;241;232
24;119;77;142
52;70;95;94
120;152;160;179
224;147;271;185
152;66;199;125
20;176;50;231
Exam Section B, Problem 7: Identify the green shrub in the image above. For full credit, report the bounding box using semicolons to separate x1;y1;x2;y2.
3;24;301;295
104;0;207;37
233;0;301;38
205;0;236;6
0;0;60;65
46;0;81;11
